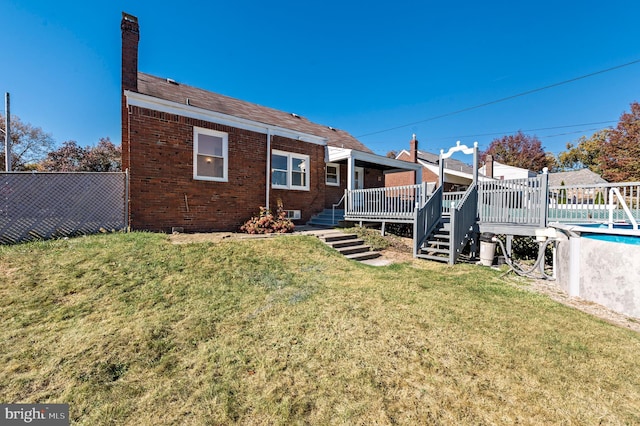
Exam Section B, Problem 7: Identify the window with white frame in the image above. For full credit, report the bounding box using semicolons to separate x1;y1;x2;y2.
271;150;310;190
325;163;340;186
193;127;228;182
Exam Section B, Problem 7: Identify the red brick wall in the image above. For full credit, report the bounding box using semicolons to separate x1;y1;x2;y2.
126;106;325;232
385;151;440;187
386;152;416;187
365;169;385;189
269;135;326;223
324;163;346;209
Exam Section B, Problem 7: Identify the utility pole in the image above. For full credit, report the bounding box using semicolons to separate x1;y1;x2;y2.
4;92;10;172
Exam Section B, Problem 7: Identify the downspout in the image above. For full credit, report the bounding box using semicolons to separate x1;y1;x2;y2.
265;129;271;210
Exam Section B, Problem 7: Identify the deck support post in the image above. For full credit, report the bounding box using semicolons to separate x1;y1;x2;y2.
381;221;386;236
506;235;513;257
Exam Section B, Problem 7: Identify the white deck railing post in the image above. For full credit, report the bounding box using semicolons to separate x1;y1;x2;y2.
540;168;549;228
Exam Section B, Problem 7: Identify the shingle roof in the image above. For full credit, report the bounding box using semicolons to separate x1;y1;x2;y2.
548;168;608;186
417;150;474;174
136;73;373;153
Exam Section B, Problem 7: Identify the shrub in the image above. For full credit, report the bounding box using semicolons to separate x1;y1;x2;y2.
240;205;295;234
344;226;390;251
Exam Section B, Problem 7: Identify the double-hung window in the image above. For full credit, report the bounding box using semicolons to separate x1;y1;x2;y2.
193;127;228;182
325;163;340;186
271;150;310;191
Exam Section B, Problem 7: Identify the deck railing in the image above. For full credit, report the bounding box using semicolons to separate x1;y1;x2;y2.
442;191;466;214
548;182;640;223
449;183;478;264
413;186;443;256
478;174;549;227
346;183;428;221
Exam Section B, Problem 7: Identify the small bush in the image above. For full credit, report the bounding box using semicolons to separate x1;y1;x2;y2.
344;226;390;251
240;205;295;234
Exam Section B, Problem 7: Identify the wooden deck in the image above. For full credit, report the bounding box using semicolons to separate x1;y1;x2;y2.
342;176;640;263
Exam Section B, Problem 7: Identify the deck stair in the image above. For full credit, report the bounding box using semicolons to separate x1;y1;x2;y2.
317;230;381;262
416;216;452;263
307;209;345;228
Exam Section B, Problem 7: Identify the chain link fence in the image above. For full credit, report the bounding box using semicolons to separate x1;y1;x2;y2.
0;172;128;244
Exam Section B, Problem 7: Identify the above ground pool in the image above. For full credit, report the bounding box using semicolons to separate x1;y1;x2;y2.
551;222;640;319
572;223;640;245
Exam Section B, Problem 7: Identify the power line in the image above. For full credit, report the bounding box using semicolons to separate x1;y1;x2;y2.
357;58;640;138
429;120;617;141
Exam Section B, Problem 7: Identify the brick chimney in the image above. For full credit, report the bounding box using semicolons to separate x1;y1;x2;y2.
485;154;494;179
121;12;139;172
409;133;418;163
121;12;139;92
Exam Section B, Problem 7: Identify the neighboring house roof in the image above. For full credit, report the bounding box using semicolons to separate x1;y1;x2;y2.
416;150;475;175
478;161;536;179
136;73;372;153
549;168;608;187
395;149;482;181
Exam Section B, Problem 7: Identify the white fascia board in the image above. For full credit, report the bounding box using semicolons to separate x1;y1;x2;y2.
125;91;327;146
328;147;422;171
327;146;352;162
351;150;423;171
423;162;473;180
396;149;410;160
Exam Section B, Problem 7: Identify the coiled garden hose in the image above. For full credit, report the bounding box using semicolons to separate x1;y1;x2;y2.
492;236;556;280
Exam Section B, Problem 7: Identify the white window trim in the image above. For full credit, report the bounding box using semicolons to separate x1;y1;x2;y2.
271;149;310;191
325;162;340;186
193;127;228;182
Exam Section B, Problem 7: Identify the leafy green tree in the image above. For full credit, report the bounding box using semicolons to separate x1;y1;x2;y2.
480;131;552;172
0;114;55;170
557;129;608;173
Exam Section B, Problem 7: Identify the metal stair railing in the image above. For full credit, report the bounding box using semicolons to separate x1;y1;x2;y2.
332;191;347;225
608;187;639;230
449;183;478;264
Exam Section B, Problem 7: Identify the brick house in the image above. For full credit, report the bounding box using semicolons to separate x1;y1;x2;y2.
385;135;481;193
121;13;421;232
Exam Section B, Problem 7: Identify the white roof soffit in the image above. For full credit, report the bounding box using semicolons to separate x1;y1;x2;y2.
125;91;328;146
328;147;422;171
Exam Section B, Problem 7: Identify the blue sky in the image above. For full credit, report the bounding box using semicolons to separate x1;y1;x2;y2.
2;0;639;158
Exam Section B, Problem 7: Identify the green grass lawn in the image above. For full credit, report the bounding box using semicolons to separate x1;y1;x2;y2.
1;232;639;425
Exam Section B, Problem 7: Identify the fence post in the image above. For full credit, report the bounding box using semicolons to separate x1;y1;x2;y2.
125;168;130;232
540;168;549;228
413;202;419;257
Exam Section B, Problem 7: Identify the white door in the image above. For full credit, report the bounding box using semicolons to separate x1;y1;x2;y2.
353;167;365;211
354;167;364;190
